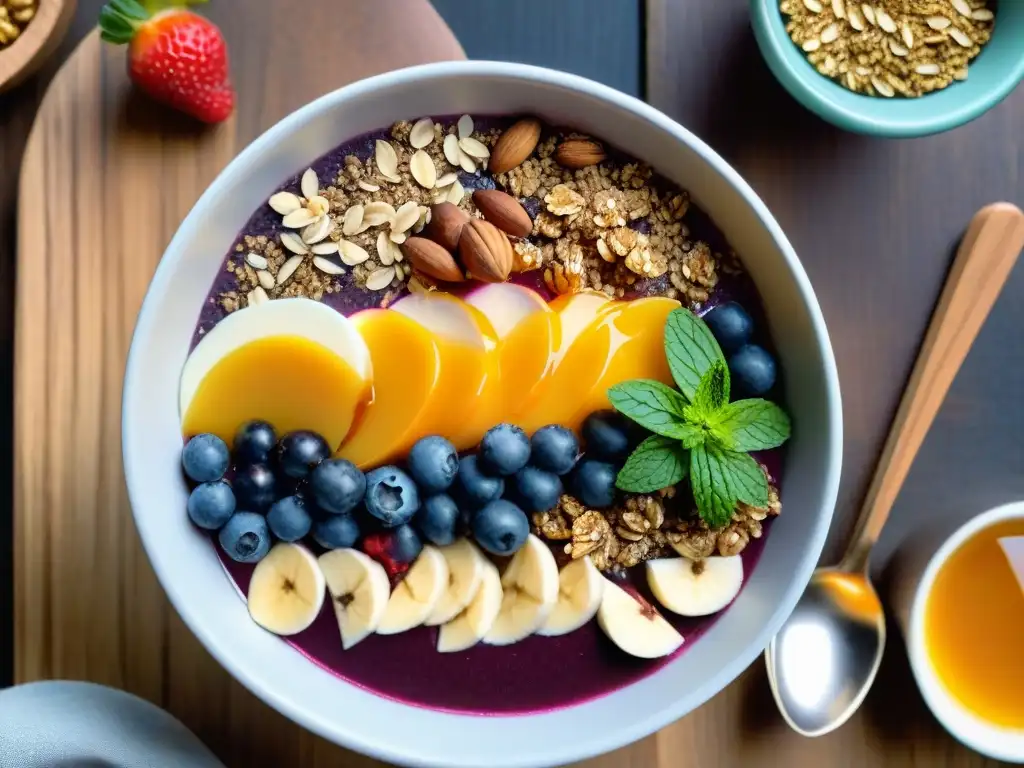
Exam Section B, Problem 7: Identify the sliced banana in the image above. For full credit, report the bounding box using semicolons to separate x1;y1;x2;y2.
597;578;684;659
318;548;390;650
247;543;326;636
484;534;559;646
646;556;743;617
377;545;449;635
437;560;503;653
425;539;486;626
538;556;605;637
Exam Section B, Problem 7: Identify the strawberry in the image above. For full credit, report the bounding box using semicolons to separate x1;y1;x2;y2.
361;532;412;583
99;0;234;124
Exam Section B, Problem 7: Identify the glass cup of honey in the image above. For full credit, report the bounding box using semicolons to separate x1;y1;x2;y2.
891;501;1024;762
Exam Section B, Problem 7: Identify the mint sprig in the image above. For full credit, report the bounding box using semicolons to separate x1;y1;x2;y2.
611;308;791;527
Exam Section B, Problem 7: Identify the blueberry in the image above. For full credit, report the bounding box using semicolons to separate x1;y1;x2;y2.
182;434;230;483
186;480;236;530
581;411;633;462
416;493;460;546
266;495;313;542
310;459;365;515
233;463;277;512
364;466;420;528
407;436;459;494
703;302;753;354
454;454;504;508
729;344;777;396
276;431;330;479
512;466;563;513
479;424;531;476
571;459;618;508
218;512;271;563
472;499;529;556
530;425;579;475
233;420;276;465
380;524;423;564
312;514;361;550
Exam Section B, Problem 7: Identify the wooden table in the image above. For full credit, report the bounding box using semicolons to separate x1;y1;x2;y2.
2;1;1021;766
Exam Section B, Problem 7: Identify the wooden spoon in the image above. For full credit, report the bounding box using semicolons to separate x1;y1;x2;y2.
767;202;1024;737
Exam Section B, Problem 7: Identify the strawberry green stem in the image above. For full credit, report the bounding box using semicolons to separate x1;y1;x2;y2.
99;0;209;45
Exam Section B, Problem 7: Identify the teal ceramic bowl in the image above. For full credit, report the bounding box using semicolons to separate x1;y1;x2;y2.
750;0;1024;137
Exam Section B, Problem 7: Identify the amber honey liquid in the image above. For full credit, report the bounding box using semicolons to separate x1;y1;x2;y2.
925;519;1024;729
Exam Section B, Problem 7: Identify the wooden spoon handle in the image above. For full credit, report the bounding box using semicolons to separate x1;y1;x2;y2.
841;203;1024;573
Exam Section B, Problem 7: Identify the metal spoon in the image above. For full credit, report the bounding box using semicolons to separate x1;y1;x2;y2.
766;203;1024;737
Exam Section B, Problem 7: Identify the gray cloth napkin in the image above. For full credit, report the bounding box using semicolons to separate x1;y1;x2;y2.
0;681;225;768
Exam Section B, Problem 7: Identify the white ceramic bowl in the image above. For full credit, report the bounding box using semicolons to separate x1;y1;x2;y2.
123;61;842;768
890;502;1024;763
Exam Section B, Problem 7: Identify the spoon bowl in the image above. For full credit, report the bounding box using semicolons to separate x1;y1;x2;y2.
766;569;884;736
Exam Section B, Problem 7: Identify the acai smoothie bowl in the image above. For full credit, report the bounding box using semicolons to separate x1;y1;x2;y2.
123;62;842;768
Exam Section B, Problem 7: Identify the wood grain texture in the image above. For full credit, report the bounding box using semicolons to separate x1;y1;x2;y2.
430;0;643;97
844;204;1024;572
648;0;1023;765
13;1;462;764
5;0;1023;765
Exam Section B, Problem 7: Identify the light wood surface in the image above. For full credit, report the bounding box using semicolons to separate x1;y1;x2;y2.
842;204;1024;572
10;0;1024;766
0;0;76;91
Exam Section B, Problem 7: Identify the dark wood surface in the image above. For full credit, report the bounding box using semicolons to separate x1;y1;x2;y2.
2;0;1022;765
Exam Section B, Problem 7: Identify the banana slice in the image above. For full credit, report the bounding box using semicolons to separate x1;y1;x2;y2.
425;539;486;626
377;545;449;635
247;543;326;636
646;556;743;617
538;556;605;637
318;548;390;650
484;534;559;645
597;578;684;659
437;560;502;652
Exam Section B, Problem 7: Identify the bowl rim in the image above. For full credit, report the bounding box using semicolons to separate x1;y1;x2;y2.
749;0;1024;137
907;501;1024;762
123;60;843;767
0;0;76;92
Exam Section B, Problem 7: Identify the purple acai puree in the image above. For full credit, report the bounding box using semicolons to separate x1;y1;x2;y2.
197;117;788;715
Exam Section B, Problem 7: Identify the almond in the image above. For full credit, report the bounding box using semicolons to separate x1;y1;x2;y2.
401;237;465;283
458;219;513;283
556;139;606;169
489;118;542;175
472;190;533;239
424;202;470;252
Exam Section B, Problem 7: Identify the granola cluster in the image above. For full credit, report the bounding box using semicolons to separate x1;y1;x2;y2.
533;480;781;573
217;115;724;315
492;133;720;305
221;234;341;312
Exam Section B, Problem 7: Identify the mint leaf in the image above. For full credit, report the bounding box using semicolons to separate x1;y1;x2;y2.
688;360;729;420
689;445;769;526
716;399;792;451
725;450;770;506
607;380;693;439
663;308;727;401
616;436;689;493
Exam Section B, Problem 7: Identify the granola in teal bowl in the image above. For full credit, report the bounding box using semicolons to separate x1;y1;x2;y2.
750;0;1024;137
